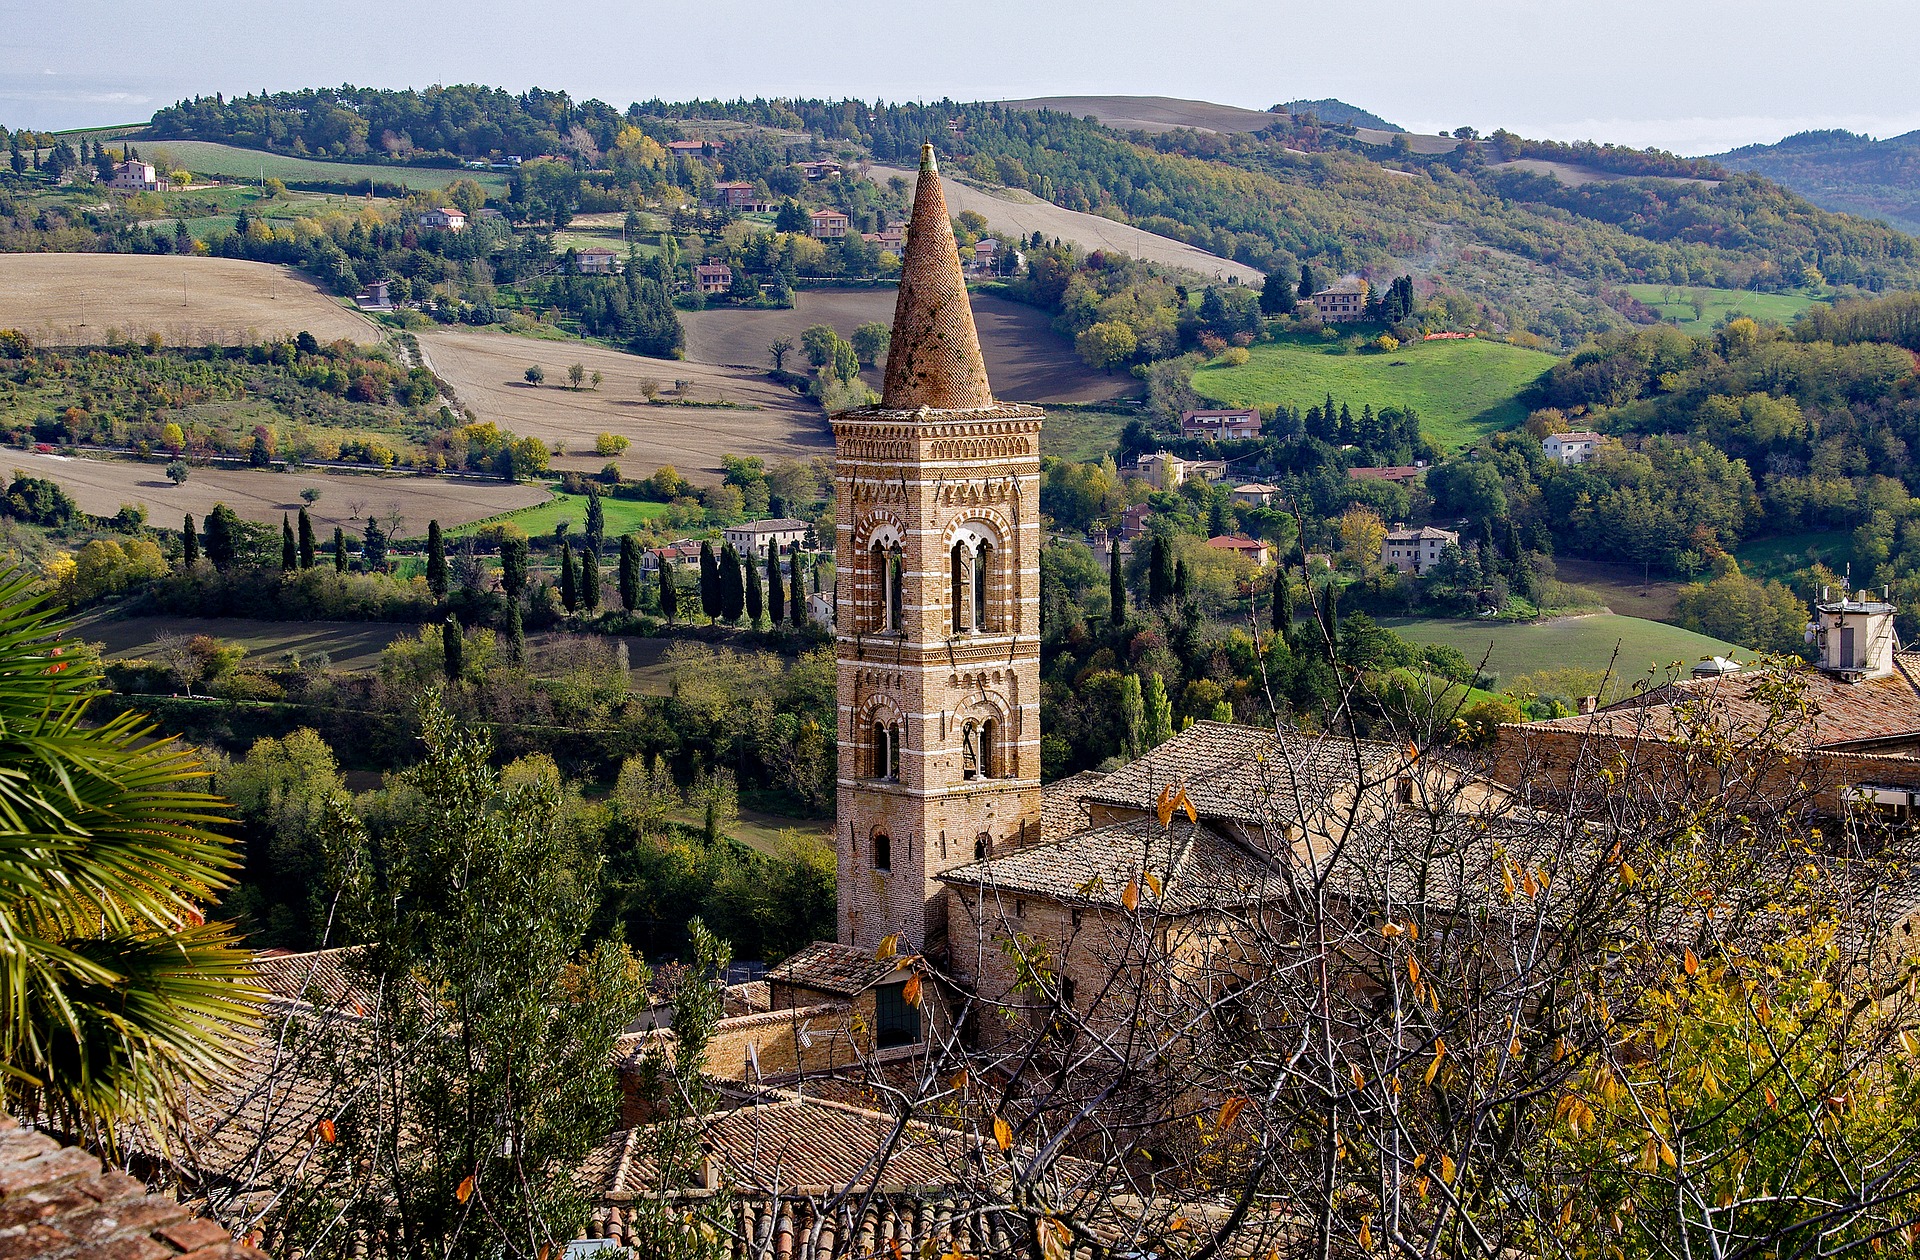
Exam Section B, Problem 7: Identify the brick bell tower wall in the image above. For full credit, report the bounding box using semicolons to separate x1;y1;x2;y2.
831;142;1043;953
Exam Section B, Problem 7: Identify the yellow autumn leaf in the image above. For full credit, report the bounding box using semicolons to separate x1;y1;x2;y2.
1901;1029;1920;1056
1122;880;1139;911
1439;1153;1456;1184
1217;1097;1248;1130
950;1069;969;1089
1178;788;1197;823
1425;1040;1447;1085
316;1118;335;1143
1156;785;1176;827
1619;862;1639;887
1350;1064;1366;1090
1381;921;1405;938
1502;865;1516;899
903;972;923;1006
1683;948;1700;976
1143;871;1162;897
875;933;899;962
1659;1141;1677;1168
1407;956;1420;985
1560;1199;1574;1227
993;1117;1011;1151
1521;867;1538;898
1359;1218;1373;1250
457;1175;475;1203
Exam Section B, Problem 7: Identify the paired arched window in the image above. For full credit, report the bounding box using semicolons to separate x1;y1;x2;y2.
949;538;993;632
872;720;901;781
961;718;998;781
870;541;903;633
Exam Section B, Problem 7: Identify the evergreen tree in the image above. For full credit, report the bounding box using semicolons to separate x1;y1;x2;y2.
1260;267;1296;315
181;514;199;568
501;535;528;602
426;520;447;599
1118;673;1144;758
1173;558;1191;606
505;600;525;665
790;553;808;627
203;505;241;572
1109;542;1126;628
585;488;605;549
442;615;463;681
1143;672;1175;748
717;543;745;623
297;507;315;569
1148;536;1173;607
698;541;718;622
767;546;785;627
745;551;764;625
363;518;388;570
559;540;577;612
281;515;296;571
1298;263;1315;299
333;526;347;573
618;535;639;612
659;559;678;624
581;545;600;611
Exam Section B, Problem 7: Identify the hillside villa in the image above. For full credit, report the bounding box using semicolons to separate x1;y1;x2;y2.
1135;451;1224;491
1312;276;1369;322
809;209;851;240
1230;483;1280;506
417;207;466;232
723;518;812;560
1180;408;1262;440
107;159;160;191
576;247;617;275
1382;523;1459;574
695;261;734;294
1206;534;1271;567
712;180;774;212
1544;431;1606;464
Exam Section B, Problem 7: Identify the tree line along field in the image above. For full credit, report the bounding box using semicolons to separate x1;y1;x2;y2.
445;492;669;540
139;139;511;195
1191;333;1560;449
1622;283;1828;328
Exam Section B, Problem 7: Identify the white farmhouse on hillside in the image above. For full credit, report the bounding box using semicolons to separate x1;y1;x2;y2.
1544;431;1606;465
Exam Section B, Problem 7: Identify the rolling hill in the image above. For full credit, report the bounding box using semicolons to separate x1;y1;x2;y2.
1713;129;1920;234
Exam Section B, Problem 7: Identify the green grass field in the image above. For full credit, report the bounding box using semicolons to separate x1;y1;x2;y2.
1192;334;1558;449
1379;613;1740;689
446;492;669;540
1733;531;1854;584
1042;405;1136;461
1623;284;1826;328
142;140;509;194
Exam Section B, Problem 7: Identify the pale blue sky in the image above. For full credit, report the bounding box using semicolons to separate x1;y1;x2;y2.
4;0;1917;154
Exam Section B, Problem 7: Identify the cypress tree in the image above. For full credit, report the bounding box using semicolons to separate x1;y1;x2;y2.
297;507;315;569
1298;263;1314;299
1108;541;1126;628
426;520;447;599
559;540;577;612
585;488;604;549
1148;536;1173;607
660;558;678;623
790;553;808;627
505;599;525;665
717;543;745;623
181;514;199;568
501;535;527;602
333;526;347;573
618;535;639;612
442;615;463;681
363;518;387;570
698;541;718;622
581;544;601;611
1272;570;1293;642
281;515;296;571
1173;558;1190;605
745;550;764;625
203;506;238;572
767;546;785;627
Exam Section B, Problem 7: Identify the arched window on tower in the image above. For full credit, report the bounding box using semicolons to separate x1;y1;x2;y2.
887;546;904;632
869;542;886;632
873;832;892;872
873;721;902;781
978;718;996;779
961;720;978;780
950;542;969;633
888;721;901;780
974;541;992;631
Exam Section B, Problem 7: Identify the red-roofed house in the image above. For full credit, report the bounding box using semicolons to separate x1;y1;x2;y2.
809;209;850;240
1207;534;1271;567
576;246;617;276
1347;464;1427;486
695;262;735;294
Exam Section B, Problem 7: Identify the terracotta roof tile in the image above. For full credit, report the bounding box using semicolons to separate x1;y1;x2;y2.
0;1115;268;1260
1080;721;1398;826
765;942;898;997
941;816;1282;912
1039;771;1106;842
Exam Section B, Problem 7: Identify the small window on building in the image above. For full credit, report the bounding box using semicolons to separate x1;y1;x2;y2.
874;981;920;1048
873;832;891;872
1014;899;1025;918
872;722;891;779
962;720;979;780
975;832;990;860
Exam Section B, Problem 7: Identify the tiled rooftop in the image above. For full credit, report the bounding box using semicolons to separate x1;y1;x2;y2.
1039;771;1107;842
1510;654;1920;750
766;942;900;997
940;815;1282;913
1079;721;1400;826
0;1114;269;1260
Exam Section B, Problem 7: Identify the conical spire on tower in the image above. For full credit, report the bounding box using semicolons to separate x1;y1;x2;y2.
880;143;995;412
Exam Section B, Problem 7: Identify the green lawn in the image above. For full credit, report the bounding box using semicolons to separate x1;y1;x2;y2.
1041;405;1136;461
1192;334;1558;450
1733;530;1854;584
1623;284;1826;328
1379;613;1740;690
142;140;509;194
445;492;669;539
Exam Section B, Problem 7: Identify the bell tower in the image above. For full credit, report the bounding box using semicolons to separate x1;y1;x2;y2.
833;143;1043;953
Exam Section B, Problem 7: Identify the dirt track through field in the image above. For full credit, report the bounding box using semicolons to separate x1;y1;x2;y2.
681;290;1132;404
0;450;546;535
417;328;832;483
866;164;1262;284
0;255;379;346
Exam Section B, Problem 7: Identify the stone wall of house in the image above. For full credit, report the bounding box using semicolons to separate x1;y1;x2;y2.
619;1001;862;1123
